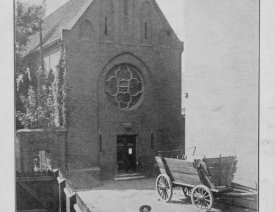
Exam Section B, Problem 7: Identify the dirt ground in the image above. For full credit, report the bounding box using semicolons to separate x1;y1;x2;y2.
76;178;256;212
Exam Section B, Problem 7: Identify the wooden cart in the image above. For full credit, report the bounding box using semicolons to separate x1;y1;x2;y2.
155;150;257;211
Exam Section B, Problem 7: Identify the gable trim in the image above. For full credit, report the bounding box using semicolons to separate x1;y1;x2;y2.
63;0;96;30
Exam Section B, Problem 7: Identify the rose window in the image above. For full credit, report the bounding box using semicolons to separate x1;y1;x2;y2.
105;64;144;110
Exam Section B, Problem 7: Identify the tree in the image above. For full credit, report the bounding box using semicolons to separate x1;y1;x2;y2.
15;1;45;76
15;1;57;129
17;81;56;129
15;1;45;55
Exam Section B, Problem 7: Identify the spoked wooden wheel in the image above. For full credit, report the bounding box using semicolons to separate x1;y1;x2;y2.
182;187;192;201
155;174;173;202
191;185;213;210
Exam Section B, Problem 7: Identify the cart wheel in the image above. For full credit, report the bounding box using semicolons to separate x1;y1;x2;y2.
191;185;213;210
182;187;192;202
156;174;173;202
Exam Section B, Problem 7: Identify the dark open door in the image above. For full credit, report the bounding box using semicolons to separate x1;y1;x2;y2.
117;135;136;173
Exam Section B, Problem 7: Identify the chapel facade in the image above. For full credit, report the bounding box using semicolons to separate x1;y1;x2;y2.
22;0;184;179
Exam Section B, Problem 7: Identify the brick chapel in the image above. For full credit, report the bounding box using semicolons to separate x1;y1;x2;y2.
17;0;184;182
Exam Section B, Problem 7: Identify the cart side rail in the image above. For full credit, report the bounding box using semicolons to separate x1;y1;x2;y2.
155;156;201;186
157;149;186;159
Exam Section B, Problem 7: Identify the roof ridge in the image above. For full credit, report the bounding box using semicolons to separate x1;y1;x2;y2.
43;0;75;21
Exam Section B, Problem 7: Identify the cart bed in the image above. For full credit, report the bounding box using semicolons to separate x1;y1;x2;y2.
155;152;257;211
155;155;238;188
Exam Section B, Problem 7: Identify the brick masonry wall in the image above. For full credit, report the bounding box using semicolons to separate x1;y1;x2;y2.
16;129;67;172
62;0;184;177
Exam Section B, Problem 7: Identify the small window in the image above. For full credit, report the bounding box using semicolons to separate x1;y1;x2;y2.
124;0;128;16
150;133;154;149
144;22;148;39
104;17;108;35
99;135;103;152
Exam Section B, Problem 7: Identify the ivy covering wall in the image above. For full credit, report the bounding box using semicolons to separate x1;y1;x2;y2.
16;43;67;130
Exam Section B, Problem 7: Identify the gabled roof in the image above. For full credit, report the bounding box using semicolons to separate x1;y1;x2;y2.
24;0;181;55
25;0;94;55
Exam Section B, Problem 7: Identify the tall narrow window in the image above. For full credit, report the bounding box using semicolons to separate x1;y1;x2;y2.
144;22;148;39
124;0;128;16
104;17;108;35
150;133;154;149
99;135;103;152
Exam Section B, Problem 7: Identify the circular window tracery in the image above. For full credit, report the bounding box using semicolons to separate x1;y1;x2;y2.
105;64;144;110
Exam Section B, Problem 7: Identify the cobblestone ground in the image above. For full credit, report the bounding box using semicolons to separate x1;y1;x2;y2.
77;178;256;212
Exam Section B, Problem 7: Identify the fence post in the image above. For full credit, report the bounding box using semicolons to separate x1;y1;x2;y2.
58;177;66;212
64;187;76;212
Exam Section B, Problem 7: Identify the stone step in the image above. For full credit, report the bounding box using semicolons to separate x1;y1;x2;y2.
115;172;142;177
113;174;146;181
